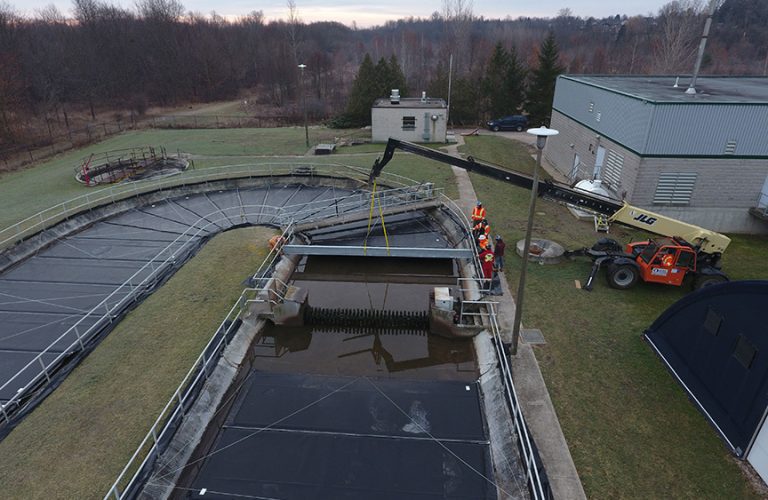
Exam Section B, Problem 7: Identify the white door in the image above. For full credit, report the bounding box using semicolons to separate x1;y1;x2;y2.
748;413;768;484
594;146;606;180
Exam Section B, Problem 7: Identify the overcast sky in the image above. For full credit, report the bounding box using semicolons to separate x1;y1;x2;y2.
12;0;673;27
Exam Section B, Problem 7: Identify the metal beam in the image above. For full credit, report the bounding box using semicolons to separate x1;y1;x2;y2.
282;245;474;259
292;199;441;232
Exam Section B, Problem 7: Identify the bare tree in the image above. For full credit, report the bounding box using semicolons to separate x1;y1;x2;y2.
442;0;474;75
135;0;184;22
286;0;302;66
651;0;705;73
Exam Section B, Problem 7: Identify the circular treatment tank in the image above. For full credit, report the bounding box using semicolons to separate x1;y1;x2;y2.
515;238;565;264
74;147;189;186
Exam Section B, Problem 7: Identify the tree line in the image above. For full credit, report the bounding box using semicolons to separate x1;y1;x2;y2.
341;33;563;127
0;0;765;151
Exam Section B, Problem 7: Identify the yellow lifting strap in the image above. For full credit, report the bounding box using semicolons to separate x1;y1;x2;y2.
363;180;391;256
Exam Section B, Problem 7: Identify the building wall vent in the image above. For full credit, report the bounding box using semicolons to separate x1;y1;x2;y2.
390;89;400;104
653;172;697;205
724;140;737;155
588;102;595;113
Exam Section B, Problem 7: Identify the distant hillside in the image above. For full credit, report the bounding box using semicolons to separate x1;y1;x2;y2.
0;0;765;153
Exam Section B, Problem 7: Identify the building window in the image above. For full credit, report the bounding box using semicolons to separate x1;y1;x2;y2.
653;172;697;205
402;116;416;130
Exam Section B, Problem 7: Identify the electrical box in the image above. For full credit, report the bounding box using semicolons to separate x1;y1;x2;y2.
434;287;454;311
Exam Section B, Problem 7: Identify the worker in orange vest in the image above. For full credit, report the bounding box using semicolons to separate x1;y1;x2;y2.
268;234;286;253
471;201;486;223
473;219;491;241
478;234;490;251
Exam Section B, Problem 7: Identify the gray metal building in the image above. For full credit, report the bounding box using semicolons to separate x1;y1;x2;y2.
545;75;768;233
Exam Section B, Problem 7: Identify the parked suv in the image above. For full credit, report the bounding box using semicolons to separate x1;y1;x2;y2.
486;115;528;132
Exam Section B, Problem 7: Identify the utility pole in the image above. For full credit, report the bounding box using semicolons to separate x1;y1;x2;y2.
298;63;309;148
510;126;559;355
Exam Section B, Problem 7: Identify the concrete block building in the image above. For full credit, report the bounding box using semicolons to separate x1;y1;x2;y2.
545;75;768;233
372;91;447;143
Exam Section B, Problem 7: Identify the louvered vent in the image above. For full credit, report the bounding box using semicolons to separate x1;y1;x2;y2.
653;172;697;205
724;140;737;155
602;150;624;190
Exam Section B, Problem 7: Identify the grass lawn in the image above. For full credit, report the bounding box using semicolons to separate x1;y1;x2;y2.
461;135;767;499
0;226;274;499
0;129;456;230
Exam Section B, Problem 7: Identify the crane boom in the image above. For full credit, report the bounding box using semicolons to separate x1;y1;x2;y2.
370;138;730;255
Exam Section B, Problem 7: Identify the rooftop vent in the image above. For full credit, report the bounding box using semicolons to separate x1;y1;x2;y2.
390;89;400;104
421;91;427;103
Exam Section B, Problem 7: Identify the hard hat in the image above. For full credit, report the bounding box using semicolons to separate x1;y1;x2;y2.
478;235;486;240
496;235;501;240
476;201;482;206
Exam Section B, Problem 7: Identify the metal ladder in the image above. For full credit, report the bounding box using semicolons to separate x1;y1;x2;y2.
594;214;610;232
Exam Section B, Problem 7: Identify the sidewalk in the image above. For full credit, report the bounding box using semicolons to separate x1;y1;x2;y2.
443;137;586;499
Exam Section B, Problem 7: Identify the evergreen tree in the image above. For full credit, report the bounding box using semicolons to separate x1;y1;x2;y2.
344;53;377;126
526;32;565;126
447;76;482;125
374;56;393;98
482;43;511;116
339;54;408;127
387;55;407;97
504;45;527;114
428;62;481;125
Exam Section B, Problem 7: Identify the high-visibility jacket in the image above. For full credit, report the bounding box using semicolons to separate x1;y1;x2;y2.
473;221;491;237
471;206;486;222
479;249;494;279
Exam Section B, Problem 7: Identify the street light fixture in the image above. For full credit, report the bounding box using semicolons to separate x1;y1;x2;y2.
297;63;309;148
510;125;559;355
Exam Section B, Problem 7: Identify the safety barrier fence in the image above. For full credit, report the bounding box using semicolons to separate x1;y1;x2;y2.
0;161;422;253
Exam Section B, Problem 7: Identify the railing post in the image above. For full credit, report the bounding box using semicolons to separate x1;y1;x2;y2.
38;357;50;382
74;325;85;350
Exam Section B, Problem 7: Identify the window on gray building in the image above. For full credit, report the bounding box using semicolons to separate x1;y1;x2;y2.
402;116;416;130
653;172;697;205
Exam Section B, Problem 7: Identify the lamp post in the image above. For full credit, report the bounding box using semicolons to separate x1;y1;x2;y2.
297;63;309;148
510;125;559;355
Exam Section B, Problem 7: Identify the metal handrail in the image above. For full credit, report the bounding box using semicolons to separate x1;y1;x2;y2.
0;161;419;252
484;301;549;499
102;193;480;499
0;184;443;423
103;223;296;499
0;205;276;423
